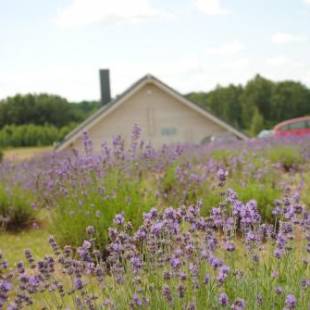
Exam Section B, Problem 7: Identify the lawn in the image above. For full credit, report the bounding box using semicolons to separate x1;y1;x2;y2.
0;228;50;265
3;145;52;161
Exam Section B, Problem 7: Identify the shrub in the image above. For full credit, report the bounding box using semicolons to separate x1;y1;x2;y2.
50;168;157;249
266;145;304;171
210;149;240;165
0;123;77;148
229;180;281;223
0;184;36;231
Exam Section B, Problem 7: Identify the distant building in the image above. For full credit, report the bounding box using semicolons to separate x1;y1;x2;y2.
56;70;247;152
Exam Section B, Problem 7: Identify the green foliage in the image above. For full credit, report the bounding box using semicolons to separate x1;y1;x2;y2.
0;228;50;265
230;180;281;223
267;145;304;170
210;149;239;164
0;185;36;231
158;162;220;210
187;74;310;135
240;75;274;128
51;169;157;249
250;108;264;135
0;93;100;147
0;123;77;147
271;81;310;121
0;94;100;129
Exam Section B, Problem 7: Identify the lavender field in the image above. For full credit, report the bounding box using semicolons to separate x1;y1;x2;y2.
0;129;309;309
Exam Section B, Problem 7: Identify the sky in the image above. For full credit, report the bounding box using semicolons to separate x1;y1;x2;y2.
1;0;310;101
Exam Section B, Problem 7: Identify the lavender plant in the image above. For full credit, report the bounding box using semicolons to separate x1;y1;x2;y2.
0;128;309;309
0;184;309;309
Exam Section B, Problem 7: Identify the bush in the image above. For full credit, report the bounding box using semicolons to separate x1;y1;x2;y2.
229;180;281;223
50;168;157;249
210;149;240;165
0;123;77;148
266;145;304;171
0;184;37;231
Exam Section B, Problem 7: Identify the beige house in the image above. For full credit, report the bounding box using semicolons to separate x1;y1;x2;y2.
56;72;247;152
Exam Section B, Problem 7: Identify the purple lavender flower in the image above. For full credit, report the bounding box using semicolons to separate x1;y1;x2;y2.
217;168;228;184
275;286;283;295
285;294;296;309
130;256;143;272
301;279;310;288
187;303;196;310
177;285;186;298
162;285;172;303
143;208;158;221
224;242;235;252
82;240;92;249
16;261;25;273
217;265;230;283
170;257;181;269
134;227;147;241
231;298;245;310
132;293;142;306
150;221;164;236
274;248;284;259
86;225;95;235
113;213;125;225
204;274;210;284
7;303;18;310
0;280;11;292
74;278;84;290
209;256;222;269
218;292;229;306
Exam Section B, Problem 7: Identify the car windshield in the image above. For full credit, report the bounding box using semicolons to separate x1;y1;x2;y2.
278;119;310;130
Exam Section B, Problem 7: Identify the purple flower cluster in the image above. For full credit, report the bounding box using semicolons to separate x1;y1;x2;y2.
0;129;309;309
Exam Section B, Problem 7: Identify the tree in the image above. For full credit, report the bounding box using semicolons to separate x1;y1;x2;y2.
187;84;244;129
250;108;264;136
271;81;310;123
240;75;274;128
0;94;100;129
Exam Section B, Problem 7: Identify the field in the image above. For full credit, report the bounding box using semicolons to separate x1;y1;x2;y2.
3;146;52;161
0;130;309;309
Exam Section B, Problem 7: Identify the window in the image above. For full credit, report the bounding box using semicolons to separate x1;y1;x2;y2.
288;121;306;130
279;124;289;131
161;127;177;136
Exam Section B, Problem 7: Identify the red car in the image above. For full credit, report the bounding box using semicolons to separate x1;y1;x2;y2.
274;116;310;137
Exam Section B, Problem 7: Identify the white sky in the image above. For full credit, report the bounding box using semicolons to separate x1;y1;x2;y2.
0;0;310;101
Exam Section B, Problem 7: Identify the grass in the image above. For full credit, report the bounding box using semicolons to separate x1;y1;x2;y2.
51;168;157;248
3;146;52;161
0;228;50;265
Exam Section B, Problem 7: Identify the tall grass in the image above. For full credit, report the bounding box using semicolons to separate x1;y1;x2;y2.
51;168;157;248
0;184;36;231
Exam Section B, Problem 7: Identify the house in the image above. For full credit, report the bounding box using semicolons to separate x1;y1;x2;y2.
56;70;247;152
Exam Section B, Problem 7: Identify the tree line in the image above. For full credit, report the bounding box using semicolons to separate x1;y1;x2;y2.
0;94;100;147
187;74;310;135
0;94;99;128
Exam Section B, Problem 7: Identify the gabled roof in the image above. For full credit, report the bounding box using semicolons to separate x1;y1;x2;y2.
55;74;247;151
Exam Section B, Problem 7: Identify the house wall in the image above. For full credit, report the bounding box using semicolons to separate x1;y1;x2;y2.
69;82;229;152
